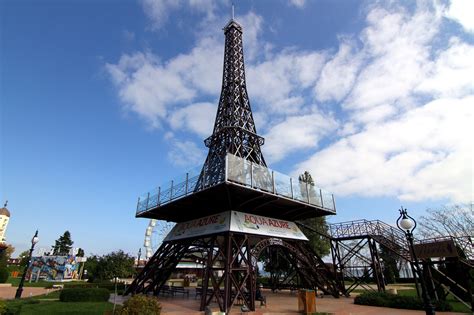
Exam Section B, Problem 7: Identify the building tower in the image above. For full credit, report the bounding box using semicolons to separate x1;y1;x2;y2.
0;201;11;244
127;17;342;312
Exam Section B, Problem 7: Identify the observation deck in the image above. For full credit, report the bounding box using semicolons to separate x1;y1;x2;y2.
136;153;336;223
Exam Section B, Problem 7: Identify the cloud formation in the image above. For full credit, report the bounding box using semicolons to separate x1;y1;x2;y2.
107;1;474;203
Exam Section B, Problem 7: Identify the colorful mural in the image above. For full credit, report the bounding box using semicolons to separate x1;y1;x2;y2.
28;256;80;281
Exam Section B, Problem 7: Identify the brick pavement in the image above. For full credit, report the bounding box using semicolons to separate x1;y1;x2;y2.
154;289;469;315
0;287;54;300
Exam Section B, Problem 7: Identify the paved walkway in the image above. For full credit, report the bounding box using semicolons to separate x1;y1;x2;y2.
112;289;470;315
0;287;55;300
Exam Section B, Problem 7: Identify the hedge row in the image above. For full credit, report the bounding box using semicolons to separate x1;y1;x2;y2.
59;288;110;302
354;292;452;311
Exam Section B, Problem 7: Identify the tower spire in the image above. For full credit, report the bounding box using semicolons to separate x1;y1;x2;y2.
197;17;266;188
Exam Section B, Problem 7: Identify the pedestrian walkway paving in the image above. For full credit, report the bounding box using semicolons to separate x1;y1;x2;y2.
0;287;55;299
142;289;469;315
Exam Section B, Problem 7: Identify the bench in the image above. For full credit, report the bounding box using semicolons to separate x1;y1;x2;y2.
158;285;173;296
171;286;189;297
195;287;215;299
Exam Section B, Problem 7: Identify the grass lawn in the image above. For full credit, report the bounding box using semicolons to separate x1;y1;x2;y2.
19;301;114;315
7;277;91;288
6;278;62;288
397;289;471;313
4;288;114;314
5;295;114;315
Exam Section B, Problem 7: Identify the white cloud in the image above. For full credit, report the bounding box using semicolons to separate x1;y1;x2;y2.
315;41;362;102
141;0;221;30
106;52;196;127
416;37;474;98
296;96;474;203
344;6;440;111
444;0;474;33
247;51;326;114
141;0;182;30
107;1;474;204
288;0;306;9
167;139;206;167
236;12;264;61
169;102;215;137
263;111;338;162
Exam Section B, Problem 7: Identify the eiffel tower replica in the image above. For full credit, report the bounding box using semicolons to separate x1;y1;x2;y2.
126;16;343;312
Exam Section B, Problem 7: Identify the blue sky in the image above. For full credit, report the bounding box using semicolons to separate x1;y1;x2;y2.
1;0;473;257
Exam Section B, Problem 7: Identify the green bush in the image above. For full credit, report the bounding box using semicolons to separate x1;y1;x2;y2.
59;288;110;302
64;281;126;294
117;294;161;315
0;268;9;283
354;292;452;311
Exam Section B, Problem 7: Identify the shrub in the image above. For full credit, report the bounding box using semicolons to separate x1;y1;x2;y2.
0;268;9;283
64;281;126;294
354;292;452;311
59;288;110;302
117;294;161;315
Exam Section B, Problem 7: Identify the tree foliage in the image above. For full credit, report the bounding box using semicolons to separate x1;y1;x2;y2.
298;171;331;257
77;248;85;257
18;250;30;268
418;204;473;238
379;244;399;284
52;231;74;255
84;251;135;282
0;244;14;283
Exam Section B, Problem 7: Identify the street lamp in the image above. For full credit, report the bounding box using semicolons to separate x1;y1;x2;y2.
396;207;435;315
137;248;141;268
15;230;39;299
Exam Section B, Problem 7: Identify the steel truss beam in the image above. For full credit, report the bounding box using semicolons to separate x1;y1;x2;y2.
127;232;344;312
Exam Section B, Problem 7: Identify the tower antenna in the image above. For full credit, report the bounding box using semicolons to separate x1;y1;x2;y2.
232;3;235;20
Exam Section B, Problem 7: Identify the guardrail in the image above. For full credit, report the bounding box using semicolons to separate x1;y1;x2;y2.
136;153;336;216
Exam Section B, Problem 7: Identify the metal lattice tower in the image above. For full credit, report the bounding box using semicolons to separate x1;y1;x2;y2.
198;19;266;188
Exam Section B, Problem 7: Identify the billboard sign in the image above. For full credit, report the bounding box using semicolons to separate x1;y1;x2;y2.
229;211;308;240
164;211;308;241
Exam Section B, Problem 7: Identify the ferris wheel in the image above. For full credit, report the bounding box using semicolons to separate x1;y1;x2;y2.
143;219;175;259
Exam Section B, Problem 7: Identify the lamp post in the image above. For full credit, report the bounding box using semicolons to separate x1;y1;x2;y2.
137;248;141;269
15;230;39;299
396;207;435;315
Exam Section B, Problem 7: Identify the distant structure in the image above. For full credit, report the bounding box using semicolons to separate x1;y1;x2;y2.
0;201;11;243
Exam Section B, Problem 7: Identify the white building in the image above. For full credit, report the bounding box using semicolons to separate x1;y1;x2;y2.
0;201;11;243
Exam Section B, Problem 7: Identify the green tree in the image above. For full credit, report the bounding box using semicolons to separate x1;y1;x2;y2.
52;231;74;255
298;171;331;257
84;255;100;282
0;245;13;283
97;250;135;280
18;250;30;268
76;248;85;257
379;244;399;284
86;251;135;282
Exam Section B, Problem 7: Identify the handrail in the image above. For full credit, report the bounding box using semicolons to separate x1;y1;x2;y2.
135;153;337;216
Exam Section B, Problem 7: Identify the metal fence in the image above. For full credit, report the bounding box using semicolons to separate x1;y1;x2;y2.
136;153;336;215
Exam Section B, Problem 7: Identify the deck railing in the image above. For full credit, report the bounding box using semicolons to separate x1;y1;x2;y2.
136;153;336;216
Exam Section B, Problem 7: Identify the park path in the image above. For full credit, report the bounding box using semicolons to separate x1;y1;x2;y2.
110;289;470;315
0;286;55;299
